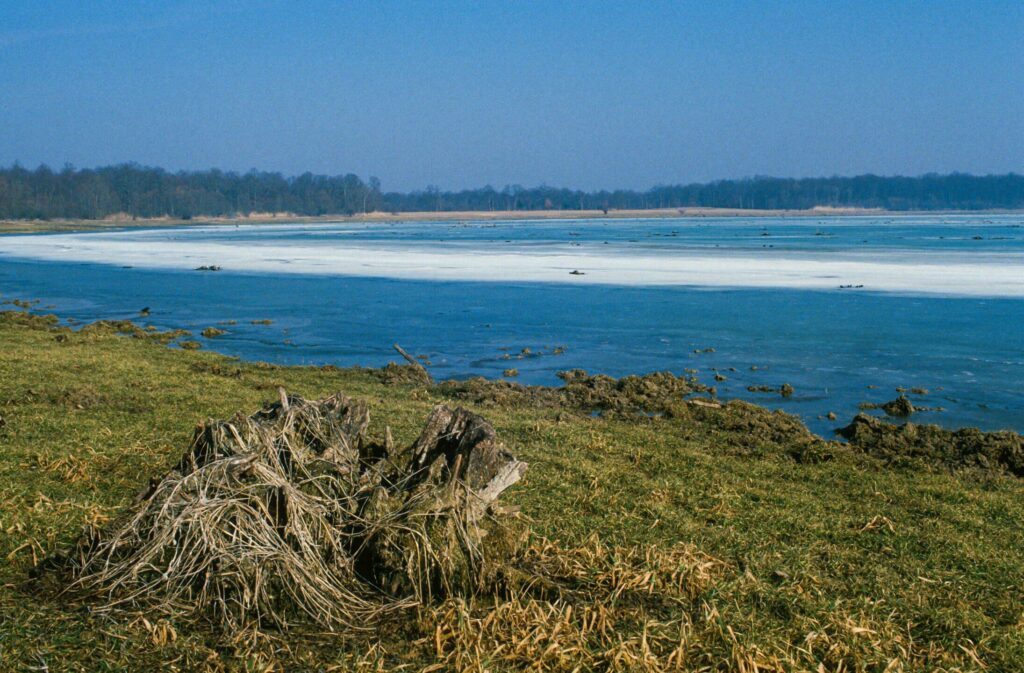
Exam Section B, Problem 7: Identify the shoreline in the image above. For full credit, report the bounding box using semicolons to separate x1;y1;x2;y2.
3;205;1024;234
1;302;1018;437
2;307;1023;670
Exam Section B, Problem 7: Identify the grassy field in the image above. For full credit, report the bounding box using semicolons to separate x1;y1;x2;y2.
1;310;1022;672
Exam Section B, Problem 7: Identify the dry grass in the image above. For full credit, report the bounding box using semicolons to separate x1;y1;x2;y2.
39;392;533;635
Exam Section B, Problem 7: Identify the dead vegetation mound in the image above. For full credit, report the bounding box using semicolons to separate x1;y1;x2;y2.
39;391;527;631
436;369;710;417
1;311;194;348
558;369;711;415
377;343;434;385
79;319;191;344
0;310;61;330
838;413;1024;475
679;399;832;462
436;377;562;408
378;361;433;385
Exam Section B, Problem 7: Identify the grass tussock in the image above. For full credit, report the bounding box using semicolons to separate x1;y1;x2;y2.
38;391;529;633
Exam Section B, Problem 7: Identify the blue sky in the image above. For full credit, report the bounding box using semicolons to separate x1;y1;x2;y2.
0;0;1021;190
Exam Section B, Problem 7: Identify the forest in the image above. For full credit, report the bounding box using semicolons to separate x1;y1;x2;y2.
1;163;1022;219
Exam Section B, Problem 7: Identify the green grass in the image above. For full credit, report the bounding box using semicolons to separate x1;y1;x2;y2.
1;311;1022;671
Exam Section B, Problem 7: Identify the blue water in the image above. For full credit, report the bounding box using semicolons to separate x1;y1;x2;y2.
1;216;1022;437
130;214;1024;254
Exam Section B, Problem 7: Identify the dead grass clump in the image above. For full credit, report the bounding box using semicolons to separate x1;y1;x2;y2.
437;377;562;409
558;369;710;416
39;392;527;632
680;400;832;461
838;413;1024;475
419;537;730;672
378;362;433;386
504;536;726;603
0;310;61;330
33;452;92;483
78;319;191;344
438;370;710;417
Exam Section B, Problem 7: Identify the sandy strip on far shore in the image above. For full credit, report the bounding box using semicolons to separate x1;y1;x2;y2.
4;206;1024;234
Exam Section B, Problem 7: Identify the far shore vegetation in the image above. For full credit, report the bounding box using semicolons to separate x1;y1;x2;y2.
1;163;1022;222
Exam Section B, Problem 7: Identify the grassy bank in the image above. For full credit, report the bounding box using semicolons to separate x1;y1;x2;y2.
1;311;1022;671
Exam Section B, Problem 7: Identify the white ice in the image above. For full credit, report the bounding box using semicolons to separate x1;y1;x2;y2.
1;223;1022;297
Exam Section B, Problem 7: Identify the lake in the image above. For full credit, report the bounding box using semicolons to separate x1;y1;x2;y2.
1;214;1022;436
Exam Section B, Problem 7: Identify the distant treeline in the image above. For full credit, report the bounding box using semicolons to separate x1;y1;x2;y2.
1;163;1022;220
390;173;1024;212
0;164;383;220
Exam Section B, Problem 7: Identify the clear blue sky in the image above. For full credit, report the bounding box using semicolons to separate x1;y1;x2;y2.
1;1;1021;191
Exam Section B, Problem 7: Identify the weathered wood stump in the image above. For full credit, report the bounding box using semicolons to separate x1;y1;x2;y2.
40;391;526;631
